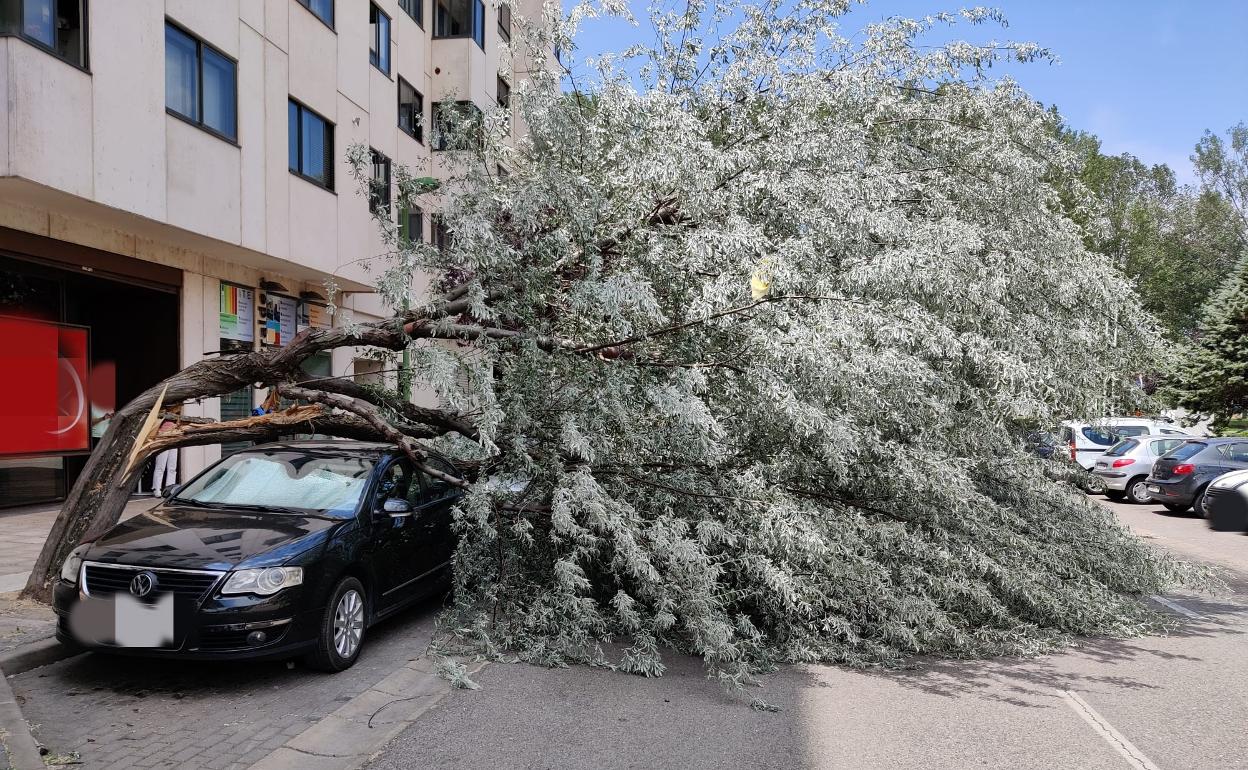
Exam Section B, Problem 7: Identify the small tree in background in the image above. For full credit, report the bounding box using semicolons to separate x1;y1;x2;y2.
1179;254;1248;427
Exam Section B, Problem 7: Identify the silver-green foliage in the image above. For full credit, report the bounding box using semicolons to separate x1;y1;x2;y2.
359;1;1197;680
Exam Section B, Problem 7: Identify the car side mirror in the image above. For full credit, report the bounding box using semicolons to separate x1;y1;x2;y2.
162;484;181;499
380;498;413;518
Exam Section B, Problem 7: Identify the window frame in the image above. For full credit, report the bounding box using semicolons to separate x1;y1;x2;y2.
497;2;510;43
397;75;424;143
0;0;90;70
399;0;423;27
164;19;239;144
369;148;392;216
400;204;424;245
431;100;484;152
433;0;485;50
369;2;392;75
288;98;336;191
431;214;452;252
294;0;335;30
496;74;510;109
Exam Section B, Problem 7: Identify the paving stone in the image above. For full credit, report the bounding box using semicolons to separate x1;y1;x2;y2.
8;601;442;770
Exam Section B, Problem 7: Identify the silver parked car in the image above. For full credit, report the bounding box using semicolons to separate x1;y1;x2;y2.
1093;436;1189;503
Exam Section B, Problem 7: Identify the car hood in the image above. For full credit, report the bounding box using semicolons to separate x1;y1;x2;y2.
85;504;344;571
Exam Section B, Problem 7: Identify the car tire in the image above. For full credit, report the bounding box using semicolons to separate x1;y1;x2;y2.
1193;487;1210;518
1162;502;1191;514
305;576;367;673
1104;490;1126;501
1126;478;1152;504
1082;475;1106;495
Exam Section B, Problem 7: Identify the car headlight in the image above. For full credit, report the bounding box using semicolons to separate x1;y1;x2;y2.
59;544;91;585
222;567;304;596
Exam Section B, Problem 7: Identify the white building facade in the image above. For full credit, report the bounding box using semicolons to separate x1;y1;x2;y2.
0;0;551;506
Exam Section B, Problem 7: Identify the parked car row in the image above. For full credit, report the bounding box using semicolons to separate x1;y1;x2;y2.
1069;423;1248;533
1055;418;1197;494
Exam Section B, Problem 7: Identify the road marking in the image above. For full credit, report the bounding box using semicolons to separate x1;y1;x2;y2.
1059;690;1161;770
1149;594;1204;620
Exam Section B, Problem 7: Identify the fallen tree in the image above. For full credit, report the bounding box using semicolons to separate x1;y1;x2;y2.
28;1;1202;681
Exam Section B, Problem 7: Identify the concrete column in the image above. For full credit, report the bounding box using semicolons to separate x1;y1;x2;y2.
178;271;223;480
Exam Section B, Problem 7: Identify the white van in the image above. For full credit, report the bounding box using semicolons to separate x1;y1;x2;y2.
1059;418;1196;471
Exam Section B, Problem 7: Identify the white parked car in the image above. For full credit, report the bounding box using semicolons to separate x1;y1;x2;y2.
1092;436;1189;503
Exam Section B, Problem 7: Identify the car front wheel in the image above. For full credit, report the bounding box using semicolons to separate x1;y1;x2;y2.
306;576;367;672
1127;478;1152;504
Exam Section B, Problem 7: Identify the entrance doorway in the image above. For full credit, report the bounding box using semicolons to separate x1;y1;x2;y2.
0;253;180;508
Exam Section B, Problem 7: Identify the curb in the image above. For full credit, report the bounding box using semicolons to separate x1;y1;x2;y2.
0;667;44;770
0;637;82;676
248;659;487;770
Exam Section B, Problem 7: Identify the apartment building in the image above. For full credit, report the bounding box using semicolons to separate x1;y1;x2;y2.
0;0;553;507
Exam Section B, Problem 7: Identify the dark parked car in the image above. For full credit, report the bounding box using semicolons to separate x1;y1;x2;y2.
54;441;460;672
1145;438;1248;516
1205;468;1248;532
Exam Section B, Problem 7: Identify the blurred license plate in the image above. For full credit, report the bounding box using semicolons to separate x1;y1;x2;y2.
113;593;175;648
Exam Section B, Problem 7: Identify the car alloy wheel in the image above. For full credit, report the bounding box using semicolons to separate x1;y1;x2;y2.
1128;479;1152;504
333;589;364;659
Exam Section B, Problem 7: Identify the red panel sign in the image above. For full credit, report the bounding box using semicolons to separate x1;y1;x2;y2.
0;318;90;455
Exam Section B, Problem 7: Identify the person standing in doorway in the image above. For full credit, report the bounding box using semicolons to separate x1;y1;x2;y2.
152;410;180;497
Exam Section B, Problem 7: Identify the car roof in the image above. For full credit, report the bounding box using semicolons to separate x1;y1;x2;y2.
247;440;398;456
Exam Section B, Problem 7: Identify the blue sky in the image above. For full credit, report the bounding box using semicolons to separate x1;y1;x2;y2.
565;1;1248;185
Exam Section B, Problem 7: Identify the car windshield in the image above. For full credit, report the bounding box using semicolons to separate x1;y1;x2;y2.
173;450;375;517
1112;425;1151;437
1104;439;1138;457
1163;442;1206;462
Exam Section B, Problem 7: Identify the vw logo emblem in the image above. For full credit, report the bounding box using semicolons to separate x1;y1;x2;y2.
130;571;158;598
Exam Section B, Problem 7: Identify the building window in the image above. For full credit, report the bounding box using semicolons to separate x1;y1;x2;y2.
497;2;510;42
289;99;334;189
398;76;423;143
0;0;87;68
432;100;484;151
431;215;452;252
294;0;334;28
400;205;424;244
370;149;391;215
399;0;422;26
369;3;391;74
165;22;237;141
433;0;484;50
496;75;510;109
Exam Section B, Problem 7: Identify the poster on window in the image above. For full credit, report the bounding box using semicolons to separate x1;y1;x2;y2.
0;318;91;455
259;294;298;346
219;284;255;343
297;301;331;333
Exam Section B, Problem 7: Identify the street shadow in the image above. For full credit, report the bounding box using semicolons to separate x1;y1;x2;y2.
837;600;1244;710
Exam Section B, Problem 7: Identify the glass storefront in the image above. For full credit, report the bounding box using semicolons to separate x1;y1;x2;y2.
0;252;180;508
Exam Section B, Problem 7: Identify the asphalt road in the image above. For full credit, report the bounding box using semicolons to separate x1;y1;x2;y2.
367;496;1248;770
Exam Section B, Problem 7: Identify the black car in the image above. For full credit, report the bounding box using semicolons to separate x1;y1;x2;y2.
1145;438;1248;516
54;441;460;672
